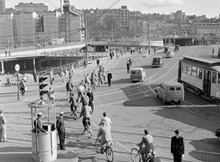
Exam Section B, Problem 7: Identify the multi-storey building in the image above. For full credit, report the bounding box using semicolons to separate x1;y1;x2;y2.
0;13;14;49
15;2;48;13
13;12;38;47
0;0;5;12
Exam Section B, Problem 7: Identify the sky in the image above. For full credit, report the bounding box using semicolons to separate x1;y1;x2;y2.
5;0;220;18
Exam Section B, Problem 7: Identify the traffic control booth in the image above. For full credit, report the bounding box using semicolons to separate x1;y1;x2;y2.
28;99;57;162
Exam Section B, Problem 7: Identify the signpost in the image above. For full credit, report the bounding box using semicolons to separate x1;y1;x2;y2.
15;64;20;100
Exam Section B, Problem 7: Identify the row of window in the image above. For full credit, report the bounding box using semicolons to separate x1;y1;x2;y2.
182;63;220;83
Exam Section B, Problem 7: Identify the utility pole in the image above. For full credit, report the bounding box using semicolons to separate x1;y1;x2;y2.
85;18;88;67
173;25;176;45
148;15;150;55
111;24;114;41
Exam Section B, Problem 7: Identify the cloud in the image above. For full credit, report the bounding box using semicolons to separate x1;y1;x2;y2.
140;0;185;8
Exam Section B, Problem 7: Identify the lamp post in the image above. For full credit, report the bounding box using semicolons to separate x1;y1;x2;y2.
148;15;151;55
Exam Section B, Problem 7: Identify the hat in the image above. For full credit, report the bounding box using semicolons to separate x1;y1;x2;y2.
37;112;42;116
60;112;64;115
174;130;180;134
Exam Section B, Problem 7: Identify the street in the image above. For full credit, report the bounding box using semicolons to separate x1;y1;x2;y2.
0;45;220;162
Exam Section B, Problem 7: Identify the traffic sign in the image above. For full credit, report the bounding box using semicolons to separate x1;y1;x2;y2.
15;64;20;72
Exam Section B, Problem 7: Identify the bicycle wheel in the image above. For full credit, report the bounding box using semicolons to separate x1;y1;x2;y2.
131;148;141;162
105;146;114;162
95;138;101;153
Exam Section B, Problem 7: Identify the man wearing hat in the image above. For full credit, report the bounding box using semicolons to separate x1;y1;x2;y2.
171;130;185;162
0;110;7;142
97;120;112;154
107;70;112;87
33;113;47;133
56;112;66;150
137;129;154;162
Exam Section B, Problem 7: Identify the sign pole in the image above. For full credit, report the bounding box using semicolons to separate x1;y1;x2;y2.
15;64;20;100
17;71;19;100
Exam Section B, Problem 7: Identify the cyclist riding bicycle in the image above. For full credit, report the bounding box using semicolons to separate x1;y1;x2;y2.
79;98;92;136
97;120;112;154
137;129;155;162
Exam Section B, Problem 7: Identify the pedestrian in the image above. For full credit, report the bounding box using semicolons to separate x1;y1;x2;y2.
56;112;66;150
127;61;130;73
8;51;11;56
33;69;37;82
5;51;7;57
20;78;26;95
212;47;215;57
107;70;112;87
0;110;7;142
86;88;94;113
171;130;185;162
49;69;54;85
47;87;55;101
33;112;47;133
69;93;77;119
96;58;100;67
83;59;87;68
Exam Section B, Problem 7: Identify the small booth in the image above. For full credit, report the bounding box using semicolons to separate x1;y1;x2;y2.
28;99;57;162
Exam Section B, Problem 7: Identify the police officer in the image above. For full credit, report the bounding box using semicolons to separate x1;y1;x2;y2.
33;112;47;133
171;130;185;162
56;112;66;150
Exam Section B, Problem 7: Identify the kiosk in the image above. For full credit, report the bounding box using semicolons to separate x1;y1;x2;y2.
28;99;57;162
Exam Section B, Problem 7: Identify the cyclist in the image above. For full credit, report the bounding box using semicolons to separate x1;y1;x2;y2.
137;129;154;162
79;98;92;136
99;112;112;129
97;120;112;154
66;79;73;101
77;83;85;103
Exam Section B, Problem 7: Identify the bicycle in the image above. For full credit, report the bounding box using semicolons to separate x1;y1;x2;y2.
131;146;155;162
95;138;114;162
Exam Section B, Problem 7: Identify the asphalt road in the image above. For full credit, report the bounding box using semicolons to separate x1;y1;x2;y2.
1;45;220;162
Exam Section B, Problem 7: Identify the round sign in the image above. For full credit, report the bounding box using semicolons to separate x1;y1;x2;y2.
15;64;20;72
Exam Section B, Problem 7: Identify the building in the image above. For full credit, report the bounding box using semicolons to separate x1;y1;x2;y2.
60;1;84;42
0;0;5;12
13;12;38;47
0;13;14;49
15;2;48;13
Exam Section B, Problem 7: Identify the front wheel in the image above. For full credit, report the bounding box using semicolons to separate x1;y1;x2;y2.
131;148;141;162
95;138;101;153
106;146;114;162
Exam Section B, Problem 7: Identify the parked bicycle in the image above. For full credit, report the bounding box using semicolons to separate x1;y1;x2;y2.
95;138;114;162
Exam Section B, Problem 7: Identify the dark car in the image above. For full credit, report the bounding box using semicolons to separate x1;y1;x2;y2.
152;57;163;68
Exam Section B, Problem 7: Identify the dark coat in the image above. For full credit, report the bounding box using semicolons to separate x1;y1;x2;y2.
171;136;185;155
107;72;112;80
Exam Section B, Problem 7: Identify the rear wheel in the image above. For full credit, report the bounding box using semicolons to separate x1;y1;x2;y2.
131;148;141;162
106;146;114;162
95;138;101;153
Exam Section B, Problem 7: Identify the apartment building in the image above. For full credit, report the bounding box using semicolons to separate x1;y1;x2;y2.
15;2;48;13
0;13;14;49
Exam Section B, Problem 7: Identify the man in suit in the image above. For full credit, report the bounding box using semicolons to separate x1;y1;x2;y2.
107;70;112;87
137;129;154;162
171;130;185;162
56;112;66;150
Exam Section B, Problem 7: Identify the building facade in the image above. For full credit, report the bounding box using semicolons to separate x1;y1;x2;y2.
0;13;14;49
0;0;5;12
15;2;48;13
13;12;38;47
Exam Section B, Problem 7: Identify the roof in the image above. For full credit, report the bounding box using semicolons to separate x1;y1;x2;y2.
180;55;220;71
163;82;183;86
131;67;144;71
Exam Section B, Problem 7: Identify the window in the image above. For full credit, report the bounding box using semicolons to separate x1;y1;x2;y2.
170;87;175;91
186;65;191;74
218;73;220;83
212;72;217;83
197;68;203;79
191;66;197;77
176;87;181;91
182;63;186;73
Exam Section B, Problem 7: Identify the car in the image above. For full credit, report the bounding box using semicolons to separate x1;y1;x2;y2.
175;45;180;51
130;67;146;82
152;56;163;68
166;50;174;58
155;82;184;104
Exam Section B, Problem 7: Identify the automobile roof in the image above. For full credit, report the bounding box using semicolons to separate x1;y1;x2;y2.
131;67;143;71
